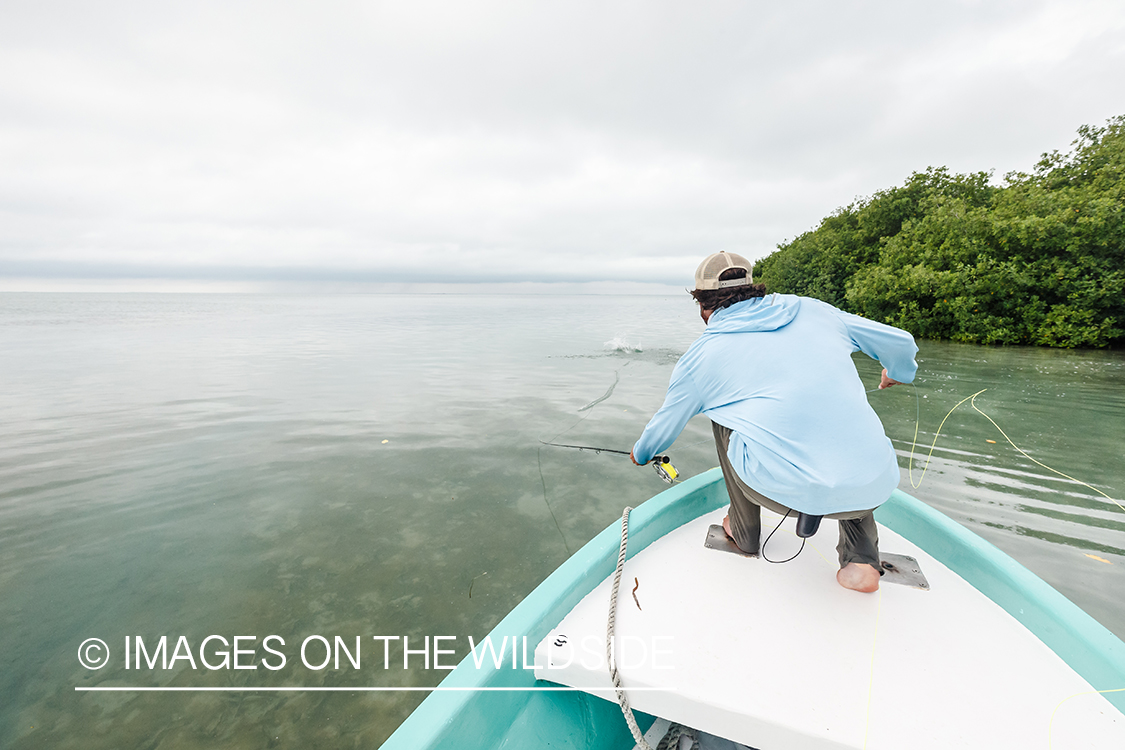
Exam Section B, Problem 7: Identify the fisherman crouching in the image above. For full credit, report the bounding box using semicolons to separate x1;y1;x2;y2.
631;251;918;592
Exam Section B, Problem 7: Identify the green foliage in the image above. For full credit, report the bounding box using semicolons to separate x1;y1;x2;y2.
755;116;1125;348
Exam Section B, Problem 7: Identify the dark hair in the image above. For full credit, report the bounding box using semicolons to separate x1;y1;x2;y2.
690;268;766;311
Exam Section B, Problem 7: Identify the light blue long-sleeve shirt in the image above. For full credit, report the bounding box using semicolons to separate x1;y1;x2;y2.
633;294;918;515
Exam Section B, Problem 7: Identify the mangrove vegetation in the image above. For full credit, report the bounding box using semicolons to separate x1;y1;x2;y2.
754;116;1125;348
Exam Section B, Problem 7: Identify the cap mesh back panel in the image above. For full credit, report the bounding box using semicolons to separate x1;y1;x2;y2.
701;255;730;281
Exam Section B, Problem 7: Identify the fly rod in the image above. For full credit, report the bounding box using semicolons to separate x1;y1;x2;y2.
539;441;679;483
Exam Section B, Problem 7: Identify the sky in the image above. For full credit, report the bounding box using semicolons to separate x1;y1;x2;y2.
1;0;1123;291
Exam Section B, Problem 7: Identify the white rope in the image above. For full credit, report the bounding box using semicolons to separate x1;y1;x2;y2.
608;506;653;750
656;723;701;750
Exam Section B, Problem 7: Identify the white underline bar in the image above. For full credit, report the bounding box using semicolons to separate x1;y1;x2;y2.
75;686;675;692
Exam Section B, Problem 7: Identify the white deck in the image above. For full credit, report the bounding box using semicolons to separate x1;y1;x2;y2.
534;506;1124;749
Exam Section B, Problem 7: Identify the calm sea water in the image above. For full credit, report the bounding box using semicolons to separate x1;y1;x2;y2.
2;293;1123;748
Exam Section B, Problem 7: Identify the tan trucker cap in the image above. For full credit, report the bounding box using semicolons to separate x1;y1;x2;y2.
694;251;754;290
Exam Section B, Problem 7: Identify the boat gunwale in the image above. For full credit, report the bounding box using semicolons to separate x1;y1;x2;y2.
382;468;1125;747
877;485;1125;712
380;469;725;748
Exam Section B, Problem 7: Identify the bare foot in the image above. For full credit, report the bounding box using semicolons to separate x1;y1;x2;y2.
722;515;757;555
837;563;880;592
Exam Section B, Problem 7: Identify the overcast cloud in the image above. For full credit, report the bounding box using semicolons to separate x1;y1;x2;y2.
1;0;1123;289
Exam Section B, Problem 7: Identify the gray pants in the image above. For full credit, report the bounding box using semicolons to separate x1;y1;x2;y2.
712;422;881;568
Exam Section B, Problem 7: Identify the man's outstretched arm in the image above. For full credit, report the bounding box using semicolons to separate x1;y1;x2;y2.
632;370;703;466
839;310;919;385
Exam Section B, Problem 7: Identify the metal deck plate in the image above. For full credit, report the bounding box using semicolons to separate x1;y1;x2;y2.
880;552;930;590
703;522;929;589
704;524;759;558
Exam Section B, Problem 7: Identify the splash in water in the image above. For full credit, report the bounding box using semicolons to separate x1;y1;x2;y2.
603;336;643;353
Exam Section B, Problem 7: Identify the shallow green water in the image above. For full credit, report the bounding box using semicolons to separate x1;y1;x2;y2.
1;293;1122;748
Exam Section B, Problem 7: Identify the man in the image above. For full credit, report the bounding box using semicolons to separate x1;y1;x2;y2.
631;251;918;593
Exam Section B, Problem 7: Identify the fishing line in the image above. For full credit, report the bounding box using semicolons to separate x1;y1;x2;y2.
535;369;635;555
1047;687;1125;749
904;384;986;489
535;453;572;556
898;384;1124;514
578;371;619;412
969;395;1125;513
536;410;597;557
862;587;883;750
877;384;1124;746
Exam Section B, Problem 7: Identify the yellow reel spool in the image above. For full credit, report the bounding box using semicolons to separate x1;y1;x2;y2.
653;456;678;484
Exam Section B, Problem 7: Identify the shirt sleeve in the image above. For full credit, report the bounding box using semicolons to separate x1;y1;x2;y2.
837;309;919;383
632;366;704;464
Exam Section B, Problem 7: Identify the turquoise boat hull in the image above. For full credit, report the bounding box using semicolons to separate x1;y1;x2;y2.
381;468;1125;748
